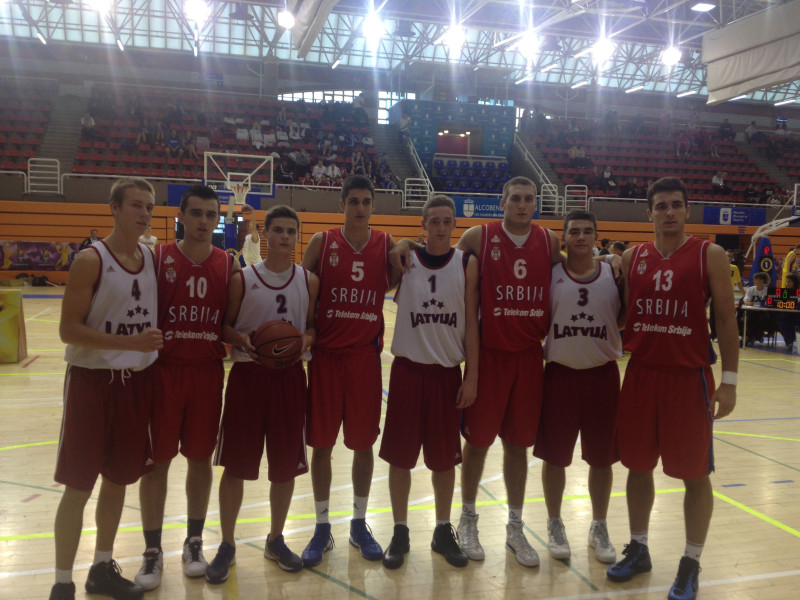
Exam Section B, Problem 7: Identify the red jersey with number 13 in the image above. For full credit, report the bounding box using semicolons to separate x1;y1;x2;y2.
479;221;552;351
624;236;715;368
315;228;391;351
156;242;232;362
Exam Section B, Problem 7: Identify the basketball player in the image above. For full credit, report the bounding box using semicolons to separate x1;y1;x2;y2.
241;220;261;266
606;177;738;600
50;178;163;600
134;185;236;590
534;209;624;564
205;205;318;582
300;175;400;567
379;195;479;570
138;225;157;251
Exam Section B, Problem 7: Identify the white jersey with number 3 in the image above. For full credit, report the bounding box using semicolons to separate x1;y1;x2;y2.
544;261;622;369
231;262;309;362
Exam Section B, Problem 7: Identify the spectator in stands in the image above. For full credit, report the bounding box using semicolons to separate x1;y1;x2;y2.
81;112;96;140
718;118;736;142
744;121;763;145
153;121;166;147
136;121;151;146
182;131;199;160
352;150;366;175
568;144;590;168
325;161;341;181
777;272;800;352
293;148;311;178
165;129;182;159
676;127;691;158
398;112;411;139
362;133;375;147
312;159;327;182
602;165;616;191
689;109;702;131
705;134;721;159
743;182;759;203
353;92;368;125
610;241;626;257
249;122;264;150
761;183;776;204
79;229;100;251
598;239;610;256
629;113;646;136
276;106;288;131
165;101;183;128
711;171;730;196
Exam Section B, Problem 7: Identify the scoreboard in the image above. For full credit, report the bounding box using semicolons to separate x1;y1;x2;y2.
765;287;800;310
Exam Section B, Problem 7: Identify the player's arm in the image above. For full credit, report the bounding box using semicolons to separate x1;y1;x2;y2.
619;248;633;325
456;254;480;409
388;236;424;273
303;272;320;353
59;249;163;352
455;225;482;255
386;236;404;289
301;231;323;273
548;229;565;265
708;243;738;420
221;270;254;353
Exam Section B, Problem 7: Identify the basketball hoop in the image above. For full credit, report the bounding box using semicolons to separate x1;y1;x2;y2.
225;181;251;223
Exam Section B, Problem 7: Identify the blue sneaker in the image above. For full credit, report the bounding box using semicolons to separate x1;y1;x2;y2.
205;542;236;584
264;534;303;573
606;540;652;582
349;518;383;561
668;556;701;600
301;523;334;567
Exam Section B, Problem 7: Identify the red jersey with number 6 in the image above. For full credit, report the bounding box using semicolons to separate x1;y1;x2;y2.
315;228;391;351
624;236;715;368
156;242;233;362
478;221;552;352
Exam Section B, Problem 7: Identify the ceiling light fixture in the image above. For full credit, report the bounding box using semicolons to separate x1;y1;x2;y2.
677;90;698;97
625;84;645;94
662;46;682;67
774;98;796;106
540;63;558;72
331;59;341;69
571;80;589;89
691;3;715;12
277;9;295;30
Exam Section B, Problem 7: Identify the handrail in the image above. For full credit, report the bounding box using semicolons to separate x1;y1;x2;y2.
0;170;27;194
586;196;787;210
402;136;434;194
513;133;553;188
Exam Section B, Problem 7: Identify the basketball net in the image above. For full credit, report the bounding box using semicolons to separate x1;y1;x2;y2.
226;183;251;223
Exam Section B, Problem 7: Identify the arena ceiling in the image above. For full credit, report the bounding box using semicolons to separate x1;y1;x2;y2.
1;0;799;106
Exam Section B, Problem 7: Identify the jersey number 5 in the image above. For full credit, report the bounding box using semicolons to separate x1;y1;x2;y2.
351;261;364;282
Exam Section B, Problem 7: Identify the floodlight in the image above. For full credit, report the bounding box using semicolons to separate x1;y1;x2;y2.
37;31;47;45
592;38;615;66
441;24;466;60
277;9;295;29
184;0;211;24
87;0;113;14
625;84;645;94
774;99;796;106
331;59;341;70
540;63;558;72
677;90;698;97
662;46;682;67
691;3;715;12
363;11;384;54
513;30;540;62
116;38;124;51
571;80;589;89
515;74;533;85
728;94;748;101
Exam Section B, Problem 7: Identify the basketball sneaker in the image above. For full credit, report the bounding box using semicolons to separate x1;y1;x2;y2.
588;520;616;563
456;513;485;561
431;524;468;568
133;548;162;590
182;536;208;577
264;534;303;572
301;522;334;567
505;522;540;567
349;518;383;561
547;517;571;560
48;582;75;600
668;556;701;600
606;540;652;582
382;524;410;569
205;542;236;584
85;560;145;599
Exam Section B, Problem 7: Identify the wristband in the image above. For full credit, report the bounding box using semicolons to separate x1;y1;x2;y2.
721;371;737;386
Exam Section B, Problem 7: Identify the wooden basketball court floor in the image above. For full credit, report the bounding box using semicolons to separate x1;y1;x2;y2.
1;288;798;600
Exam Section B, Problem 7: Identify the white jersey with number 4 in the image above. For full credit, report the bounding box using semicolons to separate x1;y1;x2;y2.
65;241;158;371
544;261;622;369
230;262;309;362
391;248;467;367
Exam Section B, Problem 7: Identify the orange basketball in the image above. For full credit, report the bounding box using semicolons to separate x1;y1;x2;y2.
251;320;303;369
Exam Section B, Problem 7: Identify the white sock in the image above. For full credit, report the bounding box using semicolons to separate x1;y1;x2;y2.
93;550;112;565
353;495;368;520
684;540;703;561
55;569;72;584
508;505;523;524
436;519;450;527
315;499;330;524
631;531;648;546
394;521;408;528
461;501;477;517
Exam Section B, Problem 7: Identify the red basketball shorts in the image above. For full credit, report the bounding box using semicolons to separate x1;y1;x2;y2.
55;365;155;491
462;345;544;448
306;346;382;451
150;358;224;462
379;357;463;472
617;361;715;480
214;361;308;483
533;361;620;468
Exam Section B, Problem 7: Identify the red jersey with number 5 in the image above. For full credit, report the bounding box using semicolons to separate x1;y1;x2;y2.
478;221;552;351
315;228;391;351
624;236;715;367
156;242;233;362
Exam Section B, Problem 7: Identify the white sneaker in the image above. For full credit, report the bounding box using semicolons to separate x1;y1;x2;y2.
134;548;163;590
588;520;617;563
547;517;571;560
457;513;485;561
505;522;539;567
183;536;208;577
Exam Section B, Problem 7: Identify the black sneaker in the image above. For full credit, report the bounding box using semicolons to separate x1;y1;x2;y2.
431;523;468;568
606;540;652;582
382;524;410;569
668;556;701;600
205;541;236;584
49;582;75;600
264;534;303;573
84;560;144;600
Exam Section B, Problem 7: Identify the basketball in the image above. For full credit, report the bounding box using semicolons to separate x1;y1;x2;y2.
250;320;303;369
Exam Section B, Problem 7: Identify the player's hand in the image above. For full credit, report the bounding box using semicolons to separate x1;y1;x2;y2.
388;239;422;273
241;331;258;360
241;204;254;220
712;384;736;420
455;379;477;409
293;333;315;364
132;328;164;352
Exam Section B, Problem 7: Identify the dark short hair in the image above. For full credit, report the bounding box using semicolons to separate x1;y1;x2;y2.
422;194;456;219
753;272;770;284
786;272;800;288
647;177;688;210
180;184;220;213
612;241;626;253
265;204;299;229
502;176;537;203
109;177;154;207
341;174;374;202
601;238;610;246
562;209;597;234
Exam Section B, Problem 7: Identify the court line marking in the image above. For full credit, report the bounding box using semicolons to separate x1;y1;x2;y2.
714;436;800;473
714;430;800;442
0;440;57;451
24;307;51;321
714;490;800;538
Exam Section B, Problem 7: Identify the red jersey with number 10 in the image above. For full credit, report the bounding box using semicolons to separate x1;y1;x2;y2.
315;228;391;351
478;221;552;351
156;242;232;362
624;236;715;368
